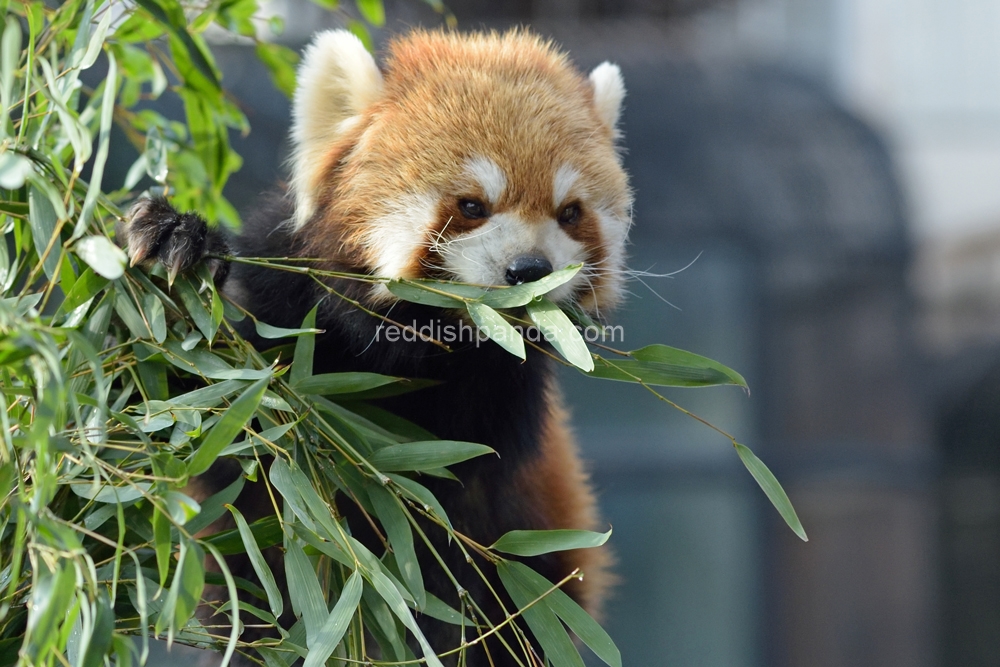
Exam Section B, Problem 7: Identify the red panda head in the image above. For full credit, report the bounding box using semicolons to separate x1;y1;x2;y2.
291;29;632;315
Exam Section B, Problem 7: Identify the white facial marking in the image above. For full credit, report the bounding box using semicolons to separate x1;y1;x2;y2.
463;156;507;204
553;164;582;208
438;212;588;302
361;192;438;280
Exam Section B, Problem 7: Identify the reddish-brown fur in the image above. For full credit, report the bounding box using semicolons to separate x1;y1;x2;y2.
296;28;628;619
302;30;629;308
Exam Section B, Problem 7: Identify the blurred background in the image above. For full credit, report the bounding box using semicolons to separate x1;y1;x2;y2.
128;0;1000;664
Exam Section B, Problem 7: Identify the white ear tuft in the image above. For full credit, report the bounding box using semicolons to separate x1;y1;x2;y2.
589;62;625;136
291;30;384;228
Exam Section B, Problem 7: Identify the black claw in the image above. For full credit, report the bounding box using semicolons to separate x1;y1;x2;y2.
118;196;220;283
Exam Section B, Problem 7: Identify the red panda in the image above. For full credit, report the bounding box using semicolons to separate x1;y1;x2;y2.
122;28;632;666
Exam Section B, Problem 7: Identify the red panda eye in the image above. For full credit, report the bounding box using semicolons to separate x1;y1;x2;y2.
558;203;581;225
458;198;489;220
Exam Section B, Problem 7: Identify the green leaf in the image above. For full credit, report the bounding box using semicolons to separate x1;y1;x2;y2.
420;592;473;626
170;379;245;408
355;0;385;25
480;264;581;309
291;304;319;385
385;279;484;308
114;284;153;340
28;184;61;281
74;236;126;280
254;319;323;339
385;473;451;530
735;443;808;541
162;340;273;380
157;538;205;644
134;0;221;90
497;563;585;667
204;543;241;667
0;153;33;189
254;42;298;99
57;268;108;316
80;593;114;667
466;302;525;359
75;52;117;238
503;562;621;667
365;568;444;667
368;484;424;609
490;528;611;557
367;441;495;472
146;126;168;182
152;506;171;588
588;345;748;390
142;292;167;344
346;20;373;52
284;538;327;645
172;277;216;342
302;570;363;667
0;16;22;137
526;297;594;371
188;376;269;476
227;505;284;619
80;7;113;70
186;475;245;534
294;372;400;396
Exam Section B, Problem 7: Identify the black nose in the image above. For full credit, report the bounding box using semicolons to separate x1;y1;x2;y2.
505;255;553;285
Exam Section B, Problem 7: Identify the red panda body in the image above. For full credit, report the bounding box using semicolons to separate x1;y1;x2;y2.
123;29;631;666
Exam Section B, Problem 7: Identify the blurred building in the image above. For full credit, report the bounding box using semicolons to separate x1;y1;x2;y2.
126;0;1000;665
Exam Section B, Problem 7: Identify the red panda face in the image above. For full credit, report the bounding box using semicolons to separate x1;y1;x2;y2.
291;29;633;315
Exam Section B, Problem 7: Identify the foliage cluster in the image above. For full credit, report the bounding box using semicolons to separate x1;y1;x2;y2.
0;1;804;666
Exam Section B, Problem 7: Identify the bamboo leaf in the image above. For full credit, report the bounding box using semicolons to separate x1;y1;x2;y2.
204;543;241;667
356;0;385;25
254;319;323;339
142;292;167;344
385;279;484;307
74;236;126;280
294;372;400;396
0;153;32;189
284;538;327;646
588;345;748;390
368;484;425;609
526;297;594;371
491;529;611;557
227;504;283;619
480;264;581;309
152;506;171;588
28;185;61;281
301;570;363;667
75;51;117;239
466;302;525;359
80;7;112;70
367;441;495;472
366;568;444;667
188;376;269;476
497;563;585;667
291;304;318;385
504;562;621;667
56;268;108;315
735;443;808;541
385;474;452;530
0;16;22;137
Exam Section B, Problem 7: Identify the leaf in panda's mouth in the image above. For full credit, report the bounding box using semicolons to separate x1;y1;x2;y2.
479;264;582;308
385;264;582;309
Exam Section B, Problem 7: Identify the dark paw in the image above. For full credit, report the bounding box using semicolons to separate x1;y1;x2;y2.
119;197;215;282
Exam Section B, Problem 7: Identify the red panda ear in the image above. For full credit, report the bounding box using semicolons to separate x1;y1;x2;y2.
589;62;625;140
291;30;384;228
